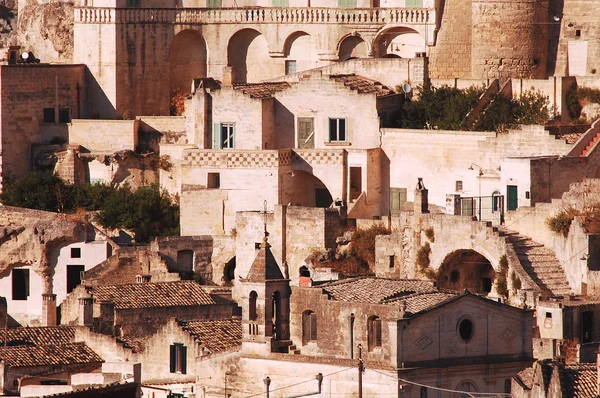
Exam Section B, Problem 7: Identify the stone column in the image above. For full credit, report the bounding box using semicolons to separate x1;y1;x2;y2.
414;178;429;214
42;293;57;326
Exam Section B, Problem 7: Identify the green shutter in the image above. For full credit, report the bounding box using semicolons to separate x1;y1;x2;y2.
207;0;221;6
213;123;221;149
272;0;288;6
230;123;235;148
338;0;356;7
169;345;176;373
181;346;187;374
406;0;422;7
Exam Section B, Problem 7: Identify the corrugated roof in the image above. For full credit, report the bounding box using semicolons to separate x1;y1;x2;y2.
329;74;395;97
92;281;216;309
0;342;103;368
181;318;242;354
0;326;75;347
320;277;436;304
564;363;598;398
232;82;291;99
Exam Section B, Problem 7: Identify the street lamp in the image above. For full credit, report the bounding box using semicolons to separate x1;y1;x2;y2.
264;376;271;398
468;163;483;220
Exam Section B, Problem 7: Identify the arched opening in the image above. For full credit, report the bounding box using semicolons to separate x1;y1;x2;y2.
302;310;317;345
249;290;258;321
436;250;495;294
338;35;368;62
227;29;272;84
284;32;317;75
280;170;334;208
169;30;207;96
457;381;479;397
373;27;425;59
299;266;311;277
223;257;236;285
367;315;382;351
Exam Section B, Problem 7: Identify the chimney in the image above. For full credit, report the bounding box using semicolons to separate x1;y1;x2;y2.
136;274;151;283
42;293;57;326
78;296;94;327
414;178;429;214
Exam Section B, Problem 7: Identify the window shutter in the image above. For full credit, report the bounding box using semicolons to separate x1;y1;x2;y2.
231;123;236;148
181;346;187;374
213;123;221;149
169;344;176;373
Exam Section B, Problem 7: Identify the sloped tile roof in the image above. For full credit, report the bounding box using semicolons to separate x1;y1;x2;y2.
92;281;216;309
329;74;395;97
181;318;242;354
320;277;436;304
564;363;597;398
232;82;291;99
245;241;285;282
0;326;75;347
0;342;103;368
384;291;459;313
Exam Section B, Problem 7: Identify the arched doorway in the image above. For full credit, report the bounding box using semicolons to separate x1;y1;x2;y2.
436;250;495;294
373;27;425;58
227;29;272;83
280;170;334;208
169;30;207;95
284;31;317;74
338;35;368;61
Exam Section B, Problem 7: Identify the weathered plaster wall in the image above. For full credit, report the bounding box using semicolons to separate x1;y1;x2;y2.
69;119;138;152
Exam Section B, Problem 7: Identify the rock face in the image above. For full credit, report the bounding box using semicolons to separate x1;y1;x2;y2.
0;206;92;292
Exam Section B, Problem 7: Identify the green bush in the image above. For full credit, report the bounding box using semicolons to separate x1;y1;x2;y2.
424;227;435;242
350;224;391;269
546;210;576;237
566;84;600;120
416;242;435;278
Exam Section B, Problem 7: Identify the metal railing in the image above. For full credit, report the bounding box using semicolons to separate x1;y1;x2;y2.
460;195;504;225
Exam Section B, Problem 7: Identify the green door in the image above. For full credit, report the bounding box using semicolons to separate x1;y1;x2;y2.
297;118;315;149
390;188;407;216
507;185;518;211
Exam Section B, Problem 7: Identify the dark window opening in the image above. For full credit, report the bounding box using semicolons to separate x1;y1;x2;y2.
582;311;594;343
169;343;187;374
224;257;236;284
12;269;30;301
249;291;258;321
389;255;395;269
420;386;428;398
43;108;55;123
482;277;492;293
368;316;382;351
458;318;474;342
525;191;530;199
299;266;311;277
546;312;552;318
58;108;71;123
575;29;581;37
350;167;362;201
504;379;511;394
71;248;81;258
67;265;85;294
255;242;261;250
329;118;347;142
207;173;220;189
450;270;460;283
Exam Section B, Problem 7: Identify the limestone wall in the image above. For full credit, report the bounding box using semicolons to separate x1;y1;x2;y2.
69;119;138;152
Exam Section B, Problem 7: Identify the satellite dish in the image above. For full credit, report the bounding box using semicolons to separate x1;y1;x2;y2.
402;83;411;94
21;52;29;60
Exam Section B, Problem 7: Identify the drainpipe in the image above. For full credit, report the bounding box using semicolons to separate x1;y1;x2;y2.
350;313;355;359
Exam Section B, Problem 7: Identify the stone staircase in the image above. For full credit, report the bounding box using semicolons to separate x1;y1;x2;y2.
498;226;572;297
579;130;600;157
273;339;301;355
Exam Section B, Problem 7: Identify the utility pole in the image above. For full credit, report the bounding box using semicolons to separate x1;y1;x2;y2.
358;344;364;398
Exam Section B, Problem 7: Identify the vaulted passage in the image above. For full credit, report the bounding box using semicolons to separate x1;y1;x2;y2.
227;29;273;83
436;250;495;294
373;27;425;58
338;35;368;61
169;29;207;95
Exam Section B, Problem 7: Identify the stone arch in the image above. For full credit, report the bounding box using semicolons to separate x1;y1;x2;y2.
169;29;207;95
373;26;425;58
223;256;236;285
227;28;271;84
281;170;334;208
283;31;317;74
337;34;369;61
436;249;495;294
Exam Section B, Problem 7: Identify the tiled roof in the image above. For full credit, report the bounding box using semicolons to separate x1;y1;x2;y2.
40;382;139;397
92;281;216;309
329;74;395;97
0;342;103;368
564;363;597;398
320;277;436;304
245;239;285;282
116;335;151;353
0;326;75;347
233;82;291;99
384;291;459;313
181;318;242;354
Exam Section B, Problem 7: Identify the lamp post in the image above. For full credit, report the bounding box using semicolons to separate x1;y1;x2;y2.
264;376;271;398
468;163;483;220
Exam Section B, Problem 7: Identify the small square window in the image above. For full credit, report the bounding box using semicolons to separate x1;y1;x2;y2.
71;248;81;258
207;173;220;189
58;108;71;123
455;181;463;191
43;108;55;123
546;312;552;319
575;29;581;37
329;118;347;142
389;255;395;269
255;242;261;250
285;60;297;75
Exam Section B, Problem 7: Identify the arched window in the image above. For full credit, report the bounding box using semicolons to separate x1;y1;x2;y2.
249;291;258;321
368;316;382;351
457;381;478;398
302;310;318;345
299;266;311;277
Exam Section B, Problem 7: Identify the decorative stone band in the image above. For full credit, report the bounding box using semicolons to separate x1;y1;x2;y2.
75;7;434;25
182;148;345;168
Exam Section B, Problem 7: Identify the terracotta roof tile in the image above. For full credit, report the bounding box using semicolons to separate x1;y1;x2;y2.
181;318;242;354
320;277;436;304
0;342;103;368
245;240;285;282
233;82;291;99
92;281;216;309
564;363;597;398
385;291;459;313
329;74;395;97
0;326;75;347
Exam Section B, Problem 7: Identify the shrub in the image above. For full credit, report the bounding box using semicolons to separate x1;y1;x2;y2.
170;88;187;116
566;84;600;120
496;255;509;298
416;242;435;278
546;209;576;237
510;271;522;290
424;227;435;242
350;224;391;269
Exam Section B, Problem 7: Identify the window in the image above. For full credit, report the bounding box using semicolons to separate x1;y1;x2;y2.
12;269;30;301
285;60;297;75
302;310;318;345
67;265;85;293
249;291;258;321
71;248;81;258
338;0;356;6
368;316;382;351
207;173;220;189
406;0;422;6
273;0;289;5
575;29;581;37
389;255;395;269
213;123;235;149
455;181;463;191
458;318;474;342
169;344;187;374
329;118;347;142
207;0;222;6
126;0;141;7
43;108;55;123
58;108;71;123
